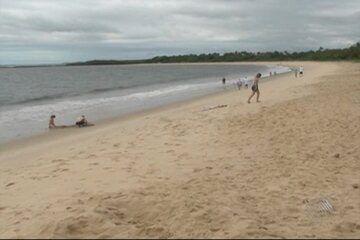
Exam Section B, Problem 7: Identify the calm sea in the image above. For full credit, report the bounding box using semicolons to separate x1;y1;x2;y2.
0;63;290;144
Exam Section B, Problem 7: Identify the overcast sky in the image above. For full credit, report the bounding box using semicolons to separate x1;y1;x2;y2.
1;0;360;65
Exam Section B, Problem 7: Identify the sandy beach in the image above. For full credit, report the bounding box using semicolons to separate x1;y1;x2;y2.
0;61;359;238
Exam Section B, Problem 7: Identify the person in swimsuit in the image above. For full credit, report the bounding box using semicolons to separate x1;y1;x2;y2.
75;115;95;127
76;115;88;127
247;73;262;104
48;115;67;129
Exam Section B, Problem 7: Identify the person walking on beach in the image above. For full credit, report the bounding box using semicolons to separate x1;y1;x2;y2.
222;77;226;88
299;66;304;77
244;77;249;88
294;68;298;78
236;78;243;90
247;73;262;104
76;115;88;127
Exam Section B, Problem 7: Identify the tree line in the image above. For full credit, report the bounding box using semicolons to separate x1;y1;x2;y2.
66;42;360;66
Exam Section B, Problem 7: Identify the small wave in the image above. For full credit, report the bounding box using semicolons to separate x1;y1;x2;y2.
88;86;127;94
8;86;129;106
7;86;129;106
0;83;210;125
9;94;68;106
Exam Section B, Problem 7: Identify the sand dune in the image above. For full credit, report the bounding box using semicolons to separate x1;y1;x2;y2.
0;62;359;238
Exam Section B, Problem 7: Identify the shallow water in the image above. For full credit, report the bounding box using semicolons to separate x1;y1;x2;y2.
0;63;290;144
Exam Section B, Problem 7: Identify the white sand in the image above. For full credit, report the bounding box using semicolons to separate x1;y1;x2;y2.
0;61;359;238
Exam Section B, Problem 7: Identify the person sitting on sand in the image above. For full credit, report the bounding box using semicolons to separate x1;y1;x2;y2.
49;115;67;129
247;73;262;104
75;115;94;127
76;115;88;127
49;115;56;129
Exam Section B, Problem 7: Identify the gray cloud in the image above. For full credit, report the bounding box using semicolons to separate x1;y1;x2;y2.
0;0;359;64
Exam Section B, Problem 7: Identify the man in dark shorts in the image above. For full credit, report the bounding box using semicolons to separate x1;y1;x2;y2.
247;73;262;103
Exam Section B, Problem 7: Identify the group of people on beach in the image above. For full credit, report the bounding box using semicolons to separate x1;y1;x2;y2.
294;66;304;78
49;66;300;130
49;115;94;129
236;77;252;90
222;65;304;104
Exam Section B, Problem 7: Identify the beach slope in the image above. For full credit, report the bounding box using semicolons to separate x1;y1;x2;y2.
0;62;359;238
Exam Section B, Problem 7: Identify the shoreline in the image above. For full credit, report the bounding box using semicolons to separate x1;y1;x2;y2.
0;61;288;146
0;88;229;153
1;61;359;238
0;62;291;149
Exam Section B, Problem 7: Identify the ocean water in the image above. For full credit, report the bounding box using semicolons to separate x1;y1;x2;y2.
0;63;290;144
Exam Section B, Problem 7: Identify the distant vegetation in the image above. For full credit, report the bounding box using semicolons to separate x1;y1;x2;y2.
66;42;360;66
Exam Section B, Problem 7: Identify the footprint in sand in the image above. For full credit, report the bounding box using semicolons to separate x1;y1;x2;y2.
52;168;69;173
6;182;16;187
178;153;190;159
52;159;66;163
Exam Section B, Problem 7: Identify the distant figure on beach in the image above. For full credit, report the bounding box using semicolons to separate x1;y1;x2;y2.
247;73;262;104
236;78;243;90
299;66;304;77
49;115;56;129
295;68;298;78
75;115;94;127
48;115;67;129
270;72;272;76
244;77;249;88
222;77;226;88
